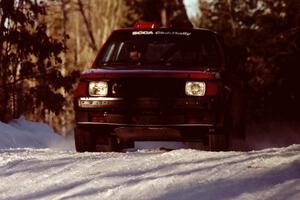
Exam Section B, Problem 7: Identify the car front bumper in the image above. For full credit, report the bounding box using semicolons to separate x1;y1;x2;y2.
75;96;223;126
74;96;226;141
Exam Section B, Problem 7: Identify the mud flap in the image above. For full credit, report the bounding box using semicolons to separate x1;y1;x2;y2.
95;136;118;152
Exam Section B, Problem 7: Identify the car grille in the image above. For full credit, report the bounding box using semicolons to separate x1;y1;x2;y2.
110;78;185;97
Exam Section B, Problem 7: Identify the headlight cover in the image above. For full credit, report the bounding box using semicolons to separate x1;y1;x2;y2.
89;81;108;96
185;81;206;96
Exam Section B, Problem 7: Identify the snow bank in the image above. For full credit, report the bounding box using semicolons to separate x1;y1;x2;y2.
0;117;74;150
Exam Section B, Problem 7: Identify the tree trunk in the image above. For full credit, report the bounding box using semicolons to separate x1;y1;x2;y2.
0;11;9;122
77;0;98;52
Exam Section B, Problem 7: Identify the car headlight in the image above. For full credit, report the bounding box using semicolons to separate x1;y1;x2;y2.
185;81;206;96
89;81;108;96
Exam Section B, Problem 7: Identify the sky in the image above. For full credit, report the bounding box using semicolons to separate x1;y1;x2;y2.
183;0;199;18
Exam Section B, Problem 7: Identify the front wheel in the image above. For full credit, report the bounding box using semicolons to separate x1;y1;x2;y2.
208;134;229;151
74;127;94;152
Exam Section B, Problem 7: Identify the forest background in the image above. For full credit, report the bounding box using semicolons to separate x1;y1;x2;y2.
0;0;299;135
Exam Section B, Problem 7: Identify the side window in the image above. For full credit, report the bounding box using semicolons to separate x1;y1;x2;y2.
115;42;127;62
102;42;129;62
102;43;116;62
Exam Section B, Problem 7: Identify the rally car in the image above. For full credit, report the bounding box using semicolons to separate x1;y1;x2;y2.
73;23;246;152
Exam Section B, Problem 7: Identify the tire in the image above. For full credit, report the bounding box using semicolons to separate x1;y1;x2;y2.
74;127;94;152
208;134;229;151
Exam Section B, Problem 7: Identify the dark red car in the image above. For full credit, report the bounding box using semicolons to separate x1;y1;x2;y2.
73;23;246;152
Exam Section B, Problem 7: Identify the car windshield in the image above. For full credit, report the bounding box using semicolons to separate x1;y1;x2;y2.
95;30;223;71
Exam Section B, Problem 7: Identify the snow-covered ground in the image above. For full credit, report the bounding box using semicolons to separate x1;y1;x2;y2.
0;118;300;200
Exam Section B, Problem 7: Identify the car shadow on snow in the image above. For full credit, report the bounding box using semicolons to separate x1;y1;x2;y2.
157;160;300;200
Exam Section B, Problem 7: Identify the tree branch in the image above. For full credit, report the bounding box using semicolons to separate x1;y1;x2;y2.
77;0;97;52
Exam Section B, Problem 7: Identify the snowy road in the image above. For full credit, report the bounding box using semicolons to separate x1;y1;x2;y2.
0;118;300;200
1;146;300;200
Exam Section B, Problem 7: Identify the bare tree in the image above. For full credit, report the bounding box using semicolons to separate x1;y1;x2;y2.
77;0;97;52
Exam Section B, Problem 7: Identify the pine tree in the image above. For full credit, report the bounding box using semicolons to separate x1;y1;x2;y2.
196;0;300;119
0;0;78;122
124;0;192;27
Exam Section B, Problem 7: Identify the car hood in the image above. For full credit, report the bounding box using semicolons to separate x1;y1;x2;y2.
80;68;221;80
